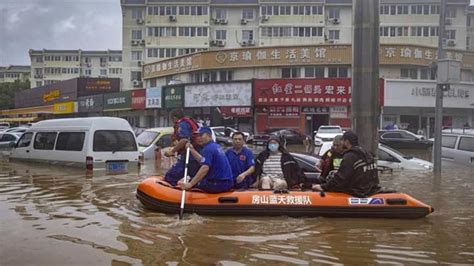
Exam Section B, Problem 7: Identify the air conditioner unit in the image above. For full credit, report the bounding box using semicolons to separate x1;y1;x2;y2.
241;40;248;46
261;15;269;22
217;40;226;47
86;63;92;67
132;80;143;87
140;39;145;45
327;39;337;44
136;18;144;24
447;40;456;46
247;39;256;46
219;19;228;25
331;18;340;24
210;40;217;46
169;15;177;22
131;40;138;46
241;18;248;25
445;18;452;25
34;74;43;79
137;61;143;66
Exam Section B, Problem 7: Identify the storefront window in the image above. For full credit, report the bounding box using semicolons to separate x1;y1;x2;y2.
401;68;417;79
281;67;300;78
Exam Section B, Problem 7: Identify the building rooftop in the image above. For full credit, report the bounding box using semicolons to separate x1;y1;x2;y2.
0;65;31;72
29;49;122;55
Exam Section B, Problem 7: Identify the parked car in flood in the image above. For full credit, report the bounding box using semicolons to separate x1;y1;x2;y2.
313;125;344;146
211;126;252;142
379;129;433;150
10;117;140;174
0;132;21;150
440;132;474;166
137;127;174;160
253;128;309;145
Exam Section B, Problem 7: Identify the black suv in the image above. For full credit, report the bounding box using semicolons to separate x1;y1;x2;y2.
379;130;433;150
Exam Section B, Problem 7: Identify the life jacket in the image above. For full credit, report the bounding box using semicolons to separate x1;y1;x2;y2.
173;117;200;154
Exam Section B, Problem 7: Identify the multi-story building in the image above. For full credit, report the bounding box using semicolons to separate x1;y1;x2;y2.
468;5;474;51
121;0;472;90
0;65;30;83
29;49;123;89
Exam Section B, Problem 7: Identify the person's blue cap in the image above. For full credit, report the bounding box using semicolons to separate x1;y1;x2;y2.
198;127;212;135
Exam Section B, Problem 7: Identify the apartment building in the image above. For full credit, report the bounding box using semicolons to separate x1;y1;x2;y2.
29;49;123;89
468;5;474;51
121;0;471;90
0;65;30;83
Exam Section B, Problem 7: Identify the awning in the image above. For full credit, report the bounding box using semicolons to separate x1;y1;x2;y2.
0;117;38;123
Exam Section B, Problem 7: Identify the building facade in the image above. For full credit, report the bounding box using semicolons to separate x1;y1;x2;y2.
121;0;472;90
0;65;30;83
468;5;474;51
29;49;123;89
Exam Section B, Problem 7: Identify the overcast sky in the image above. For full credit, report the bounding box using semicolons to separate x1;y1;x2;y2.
0;0;473;66
0;0;121;66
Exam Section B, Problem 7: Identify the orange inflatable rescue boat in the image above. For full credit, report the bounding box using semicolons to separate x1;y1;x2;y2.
137;177;434;219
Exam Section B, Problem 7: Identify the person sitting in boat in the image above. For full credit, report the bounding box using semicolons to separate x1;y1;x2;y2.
316;135;344;180
312;131;380;197
225;131;255;189
178;127;234;193
163;109;201;186
254;135;307;190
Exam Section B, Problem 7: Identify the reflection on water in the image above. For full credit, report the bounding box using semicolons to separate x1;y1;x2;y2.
0;147;473;265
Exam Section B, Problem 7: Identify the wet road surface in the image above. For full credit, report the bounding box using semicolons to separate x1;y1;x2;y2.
1;146;473;265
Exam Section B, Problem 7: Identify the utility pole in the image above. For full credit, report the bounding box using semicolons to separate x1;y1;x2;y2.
351;0;380;155
433;0;447;177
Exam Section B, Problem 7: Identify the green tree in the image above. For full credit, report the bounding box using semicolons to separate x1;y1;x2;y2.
0;80;30;110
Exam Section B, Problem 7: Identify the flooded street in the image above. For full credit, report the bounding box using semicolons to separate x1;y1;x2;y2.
1;147;473;265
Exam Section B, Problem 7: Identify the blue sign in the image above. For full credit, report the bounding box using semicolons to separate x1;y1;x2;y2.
146;87;162;108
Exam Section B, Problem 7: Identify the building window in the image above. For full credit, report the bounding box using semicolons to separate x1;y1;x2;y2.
148;27;177;37
445;30;456;40
328;30;340;40
214;8;226;19
109;56;122;62
132;8;143;19
100;69;107;76
165;6;177;15
304;67;324;78
219;70;233;81
85;69;91;76
261;27;292;37
215;30;226;40
242;8;254;19
328;67;348;78
242;30;253;41
281;67;300;78
109;68;122;75
446;7;456;18
35;56;43;63
179;27;208;37
327;8;340;19
132;30;142;40
131;71;142;81
34;68;42;75
36;81;42;87
278;6;291;15
293;27;323;37
261;6;273;16
401;68;418;79
131;51;142;61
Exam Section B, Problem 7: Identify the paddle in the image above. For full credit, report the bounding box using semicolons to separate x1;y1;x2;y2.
179;146;191;220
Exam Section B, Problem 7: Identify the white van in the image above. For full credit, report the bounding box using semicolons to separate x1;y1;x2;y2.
441;133;474;165
10;117;140;174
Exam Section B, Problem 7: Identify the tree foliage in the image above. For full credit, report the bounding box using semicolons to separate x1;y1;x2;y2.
0;80;30;110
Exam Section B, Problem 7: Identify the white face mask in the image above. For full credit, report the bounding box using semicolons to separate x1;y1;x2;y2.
268;143;279;152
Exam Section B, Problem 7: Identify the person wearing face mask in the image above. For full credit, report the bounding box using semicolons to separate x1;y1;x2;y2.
254;135;308;190
312;131;380;197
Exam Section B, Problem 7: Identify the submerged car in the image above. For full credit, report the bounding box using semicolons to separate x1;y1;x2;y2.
137;127;174;160
253;128;308;145
314;125;344;146
379;129;433;150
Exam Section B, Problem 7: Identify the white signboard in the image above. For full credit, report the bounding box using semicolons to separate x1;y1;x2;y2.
146;87;162;108
384;80;474;109
184;82;252;107
330;106;348;118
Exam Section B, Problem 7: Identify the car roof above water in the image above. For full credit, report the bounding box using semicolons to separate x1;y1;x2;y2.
28;117;133;132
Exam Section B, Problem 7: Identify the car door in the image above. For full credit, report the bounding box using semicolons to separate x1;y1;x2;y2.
11;132;34;159
454;136;474;166
377;148;401;169
441;135;458;162
283;129;298;144
399;131;420;149
380;132;403;149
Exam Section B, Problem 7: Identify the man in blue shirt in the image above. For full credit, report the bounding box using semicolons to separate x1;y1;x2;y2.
178;127;234;193
225;131;255;189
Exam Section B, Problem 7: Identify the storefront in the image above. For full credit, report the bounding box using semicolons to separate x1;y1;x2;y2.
103;91;137;126
78;94;104;117
383;79;474;137
144;87;163;128
254;78;384;134
183;81;253;130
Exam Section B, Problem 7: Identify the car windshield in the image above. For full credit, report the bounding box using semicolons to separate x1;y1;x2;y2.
136;131;159;147
318;127;342;133
381;144;413;159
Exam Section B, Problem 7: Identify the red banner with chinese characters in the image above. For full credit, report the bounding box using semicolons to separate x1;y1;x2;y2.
254;78;384;106
131;89;146;110
219;106;253;117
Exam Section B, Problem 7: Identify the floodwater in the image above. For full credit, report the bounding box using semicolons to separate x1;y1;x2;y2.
1;147;473;265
